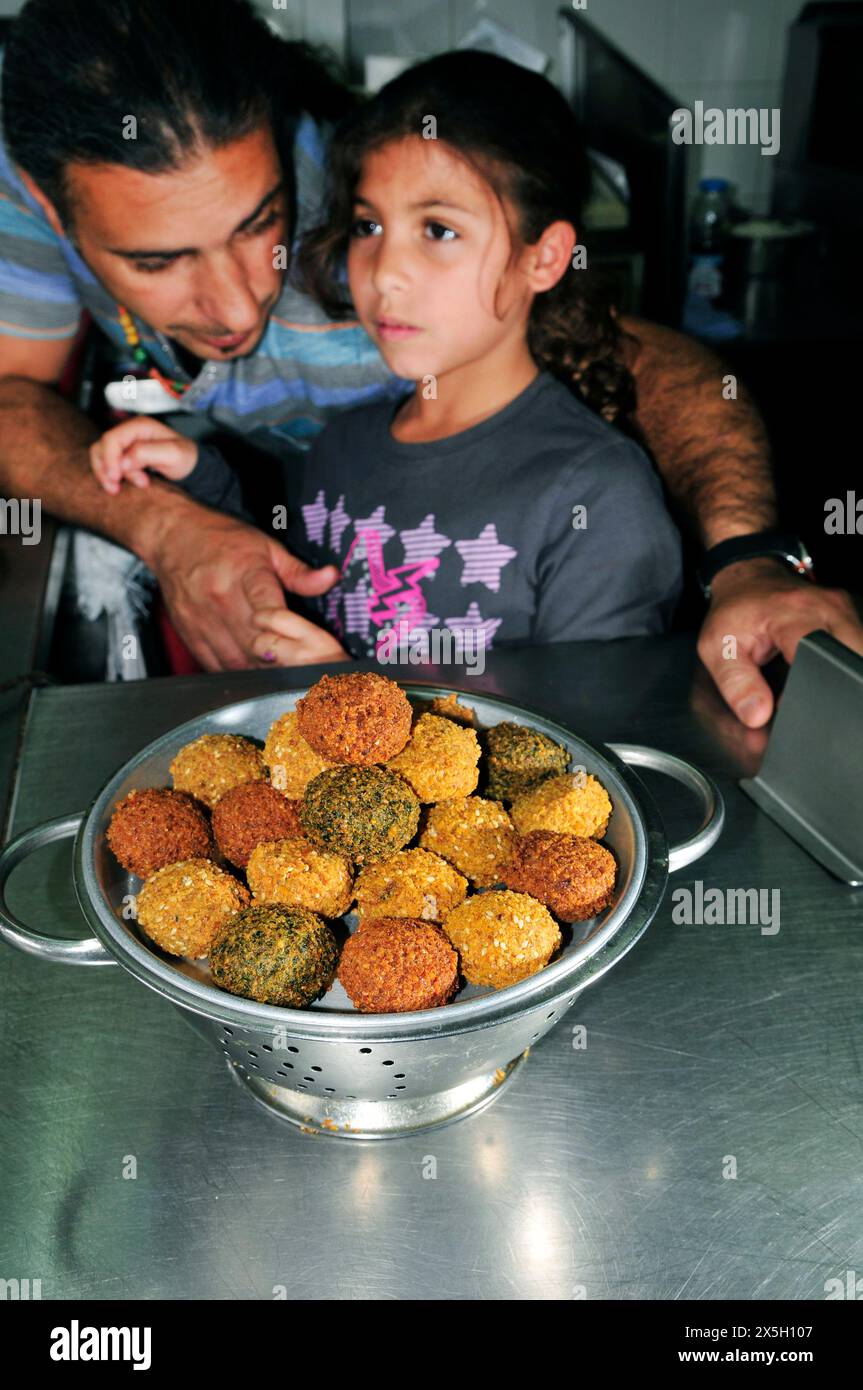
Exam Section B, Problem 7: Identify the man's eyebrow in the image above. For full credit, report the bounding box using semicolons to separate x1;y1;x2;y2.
107;181;284;259
354;194;476;216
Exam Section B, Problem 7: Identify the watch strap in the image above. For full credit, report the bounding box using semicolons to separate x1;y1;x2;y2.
698;530;815;598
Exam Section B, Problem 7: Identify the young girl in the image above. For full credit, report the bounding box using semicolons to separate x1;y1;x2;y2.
92;51;682;665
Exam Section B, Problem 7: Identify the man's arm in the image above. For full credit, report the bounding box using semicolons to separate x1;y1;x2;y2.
618;316;863;728
0;374;343;670
618;314;775;546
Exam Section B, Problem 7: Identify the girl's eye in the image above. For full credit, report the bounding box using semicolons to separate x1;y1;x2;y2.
424;221;458;242
350;217;382;238
133;259;173;275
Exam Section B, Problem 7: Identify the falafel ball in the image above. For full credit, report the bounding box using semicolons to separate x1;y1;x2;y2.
211;780;304;870
441;890;561;989
107;787;213;879
387;714;480;802
510;773;612;839
501;830;617;921
263;710;335;797
430;692;476;727
246;837;354;917
296;672;412;764
418;795;516;888
209;903;338;1007
485;722;570;802
170;734;265;809
301;766;420;862
338;917;459;1013
135;858;250;957
354;848;467;924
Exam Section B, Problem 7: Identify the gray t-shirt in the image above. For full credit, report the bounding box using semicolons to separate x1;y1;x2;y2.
188;370;683;655
277;371;683;656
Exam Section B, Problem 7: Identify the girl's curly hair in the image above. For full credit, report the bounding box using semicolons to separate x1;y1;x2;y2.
296;49;639;431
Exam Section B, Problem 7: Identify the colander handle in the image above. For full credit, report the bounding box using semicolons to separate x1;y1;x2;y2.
606;743;725;873
0;814;115;965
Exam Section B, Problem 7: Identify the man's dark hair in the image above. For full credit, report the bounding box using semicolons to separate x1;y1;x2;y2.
2;0;353;227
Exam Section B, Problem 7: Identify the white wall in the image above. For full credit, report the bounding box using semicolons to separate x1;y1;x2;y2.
344;0;858;214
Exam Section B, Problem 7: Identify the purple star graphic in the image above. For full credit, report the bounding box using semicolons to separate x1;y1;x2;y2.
399;514;452;570
455;523;517;592
343;578;371;638
328;494;352;552
354;505;395;546
444;602;502;651
302;488;328;546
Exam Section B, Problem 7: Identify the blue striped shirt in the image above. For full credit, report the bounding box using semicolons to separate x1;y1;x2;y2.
0;55;409;453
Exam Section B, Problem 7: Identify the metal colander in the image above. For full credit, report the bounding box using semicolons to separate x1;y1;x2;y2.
0;685;723;1139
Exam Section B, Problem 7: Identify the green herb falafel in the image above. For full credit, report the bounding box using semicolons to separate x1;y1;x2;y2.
209;904;338;1007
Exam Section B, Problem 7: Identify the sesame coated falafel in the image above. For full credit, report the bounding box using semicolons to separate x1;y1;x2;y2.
246;837;354;917
135;858;250;958
337;917;459;1013
387;714;480;802
300;765;420;862
296;672;412;765
211;780;306;869
170;734;265;809
502;830;617;921
106;787;213;879
354;848;467;924
441;890;561;988
209;903;338;1007
263;710;334;797
510;773;612;839
418;795;516;887
484;722;570;802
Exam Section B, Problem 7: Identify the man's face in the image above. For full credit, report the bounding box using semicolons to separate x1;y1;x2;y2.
60;124;287;361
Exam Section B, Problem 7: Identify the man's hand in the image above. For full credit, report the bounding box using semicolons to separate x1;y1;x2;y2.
144;497;341;671
697;558;863;727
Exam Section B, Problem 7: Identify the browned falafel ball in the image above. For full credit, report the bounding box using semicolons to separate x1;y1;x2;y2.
510;773;612;840
354;848;467;924
263;711;335;797
501;830;617;921
135;859;250;957
485;722;570;802
429;692;476;727
106;787;213;879
211;781;305;870
387;714;480;802
418;795;516;888
441;890;561;989
170;734;265;809
296;672;412;764
301;765;420;862
337;917;459;1013
246;837;354;917
209;904;338;1007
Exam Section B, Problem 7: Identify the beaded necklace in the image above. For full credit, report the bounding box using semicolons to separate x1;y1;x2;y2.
117;305;190;400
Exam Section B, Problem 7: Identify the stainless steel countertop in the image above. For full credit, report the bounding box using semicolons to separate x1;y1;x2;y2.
1;638;861;1300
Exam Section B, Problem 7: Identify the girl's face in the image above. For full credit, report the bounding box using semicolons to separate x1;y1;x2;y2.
347;136;535;381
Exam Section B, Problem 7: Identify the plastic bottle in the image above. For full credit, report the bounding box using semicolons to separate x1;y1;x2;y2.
687;177;731;303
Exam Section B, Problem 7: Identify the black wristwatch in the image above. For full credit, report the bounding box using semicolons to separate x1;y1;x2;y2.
697;530;815;599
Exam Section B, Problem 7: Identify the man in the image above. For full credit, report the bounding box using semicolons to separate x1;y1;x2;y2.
0;0;859;722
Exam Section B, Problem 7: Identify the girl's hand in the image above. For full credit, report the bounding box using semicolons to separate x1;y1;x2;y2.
90;417;200;495
251;606;351;668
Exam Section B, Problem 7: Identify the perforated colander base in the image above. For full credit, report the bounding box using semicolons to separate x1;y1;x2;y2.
226;1050;529;1139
